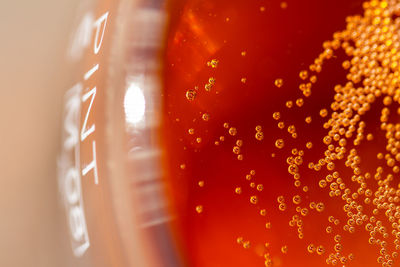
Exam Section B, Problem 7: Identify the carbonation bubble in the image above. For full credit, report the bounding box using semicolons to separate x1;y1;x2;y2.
207;59;219;68
316;202;325;212
292;195;301;204
307;244;316;253
279;203;287;211
310;75;317;83
334;234;341;242
383;96;392;106
316;246;325;255
300;208;308;216
196;205;203;213
296;98;304;107
233;146;241;154
342;60;350;69
319;109;328;117
323;136;332;145
299;70;308;80
288;125;296;134
334;243;342;252
273;112;281;120
229;127;237;136
250;196;258;204
202;113;210;121
275;78;283;88
275;139;285;149
186;89;197;101
319;180;327;188
255;132;264;141
306;142;313;149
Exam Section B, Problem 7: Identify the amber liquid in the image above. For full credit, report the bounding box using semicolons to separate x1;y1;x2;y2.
161;0;399;266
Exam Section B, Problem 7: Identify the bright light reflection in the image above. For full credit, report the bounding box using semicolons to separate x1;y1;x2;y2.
124;83;146;125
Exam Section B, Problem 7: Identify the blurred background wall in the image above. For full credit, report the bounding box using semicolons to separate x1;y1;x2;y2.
0;0;80;266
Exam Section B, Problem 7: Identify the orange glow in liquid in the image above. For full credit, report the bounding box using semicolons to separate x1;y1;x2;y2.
162;0;400;266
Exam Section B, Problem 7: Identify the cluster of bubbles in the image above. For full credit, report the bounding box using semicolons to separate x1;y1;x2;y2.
178;0;400;266
268;0;400;266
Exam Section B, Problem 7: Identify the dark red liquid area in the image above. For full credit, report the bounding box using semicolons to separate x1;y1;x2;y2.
161;0;393;266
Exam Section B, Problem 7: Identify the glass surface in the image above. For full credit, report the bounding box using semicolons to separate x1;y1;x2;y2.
59;0;400;266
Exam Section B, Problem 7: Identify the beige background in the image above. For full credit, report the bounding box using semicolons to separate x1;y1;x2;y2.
0;0;81;266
